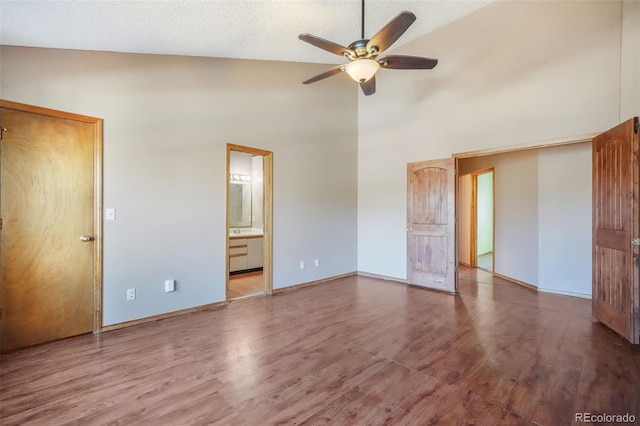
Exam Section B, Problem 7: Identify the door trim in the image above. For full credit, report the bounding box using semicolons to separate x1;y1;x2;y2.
454;133;597;159
0;99;104;333
470;168;495;272
470;172;477;268
226;144;273;302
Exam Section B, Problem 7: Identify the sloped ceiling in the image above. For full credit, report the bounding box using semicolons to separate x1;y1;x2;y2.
0;1;491;64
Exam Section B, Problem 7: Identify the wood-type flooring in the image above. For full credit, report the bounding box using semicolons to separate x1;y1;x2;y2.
1;266;639;425
229;271;264;300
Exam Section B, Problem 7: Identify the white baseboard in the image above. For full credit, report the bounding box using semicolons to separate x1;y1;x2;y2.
357;271;407;284
358;270;592;300
538;287;591;299
273;271;357;294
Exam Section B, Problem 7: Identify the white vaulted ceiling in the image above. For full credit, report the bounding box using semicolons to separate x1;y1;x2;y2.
0;0;491;64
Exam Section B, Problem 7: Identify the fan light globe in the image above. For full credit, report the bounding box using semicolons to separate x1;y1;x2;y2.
345;59;380;83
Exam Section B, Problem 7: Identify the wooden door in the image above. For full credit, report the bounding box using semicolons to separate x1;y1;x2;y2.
592;117;639;344
407;158;457;293
1;105;98;352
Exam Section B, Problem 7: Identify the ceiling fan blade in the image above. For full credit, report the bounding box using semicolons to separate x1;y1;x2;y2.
366;11;416;55
360;76;376;96
379;55;438;70
302;65;344;85
299;33;353;57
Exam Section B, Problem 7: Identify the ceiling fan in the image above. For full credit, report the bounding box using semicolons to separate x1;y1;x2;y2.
299;0;438;96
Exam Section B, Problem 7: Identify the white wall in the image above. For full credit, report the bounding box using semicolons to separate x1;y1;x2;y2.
538;143;592;297
458;143;591;295
621;0;640;121
459;152;539;286
358;0;624;280
0;46;358;326
251;155;264;229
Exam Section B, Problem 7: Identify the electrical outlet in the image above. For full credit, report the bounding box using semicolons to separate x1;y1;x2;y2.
300;261;305;270
126;288;136;300
315;259;319;267
165;280;175;292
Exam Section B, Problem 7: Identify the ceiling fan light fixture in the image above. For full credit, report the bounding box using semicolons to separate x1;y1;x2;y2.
345;59;380;83
299;7;435;95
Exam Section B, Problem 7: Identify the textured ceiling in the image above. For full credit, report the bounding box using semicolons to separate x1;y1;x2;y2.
0;1;491;65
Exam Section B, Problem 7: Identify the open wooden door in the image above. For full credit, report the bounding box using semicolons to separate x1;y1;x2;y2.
593;117;639;344
407;158;457;293
0;101;102;352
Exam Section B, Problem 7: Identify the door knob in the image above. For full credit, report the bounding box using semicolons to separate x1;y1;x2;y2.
80;235;95;242
633;238;640;246
407;227;413;231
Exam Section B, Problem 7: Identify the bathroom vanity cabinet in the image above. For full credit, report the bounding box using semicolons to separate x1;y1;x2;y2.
229;235;263;273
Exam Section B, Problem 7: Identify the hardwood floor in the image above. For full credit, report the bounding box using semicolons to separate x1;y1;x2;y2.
229;270;264;299
1;267;639;425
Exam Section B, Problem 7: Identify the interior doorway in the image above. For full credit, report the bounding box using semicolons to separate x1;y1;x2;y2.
226;144;273;302
454;135;595;298
471;169;494;272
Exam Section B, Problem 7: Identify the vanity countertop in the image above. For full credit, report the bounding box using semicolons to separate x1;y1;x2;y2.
229;228;263;238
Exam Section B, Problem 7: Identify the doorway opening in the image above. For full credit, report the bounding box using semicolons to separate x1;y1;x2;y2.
226;144;273;302
454;136;595;298
471;169;494;272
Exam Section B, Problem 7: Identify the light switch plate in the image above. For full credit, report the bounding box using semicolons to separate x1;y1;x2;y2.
106;208;116;221
165;280;175;292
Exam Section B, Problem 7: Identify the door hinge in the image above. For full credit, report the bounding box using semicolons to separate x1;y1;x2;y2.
635;117;638;134
0;218;2;230
0;125;5;140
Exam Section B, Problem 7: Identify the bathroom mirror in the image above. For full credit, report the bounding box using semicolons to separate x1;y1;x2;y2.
229;181;252;227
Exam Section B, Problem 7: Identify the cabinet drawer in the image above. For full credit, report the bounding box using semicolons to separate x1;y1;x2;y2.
229;246;247;256
229;238;248;247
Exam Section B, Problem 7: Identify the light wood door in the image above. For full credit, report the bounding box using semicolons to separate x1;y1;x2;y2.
1;107;96;352
592;117;639;344
407;158;457;293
